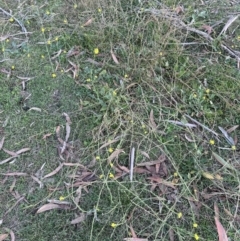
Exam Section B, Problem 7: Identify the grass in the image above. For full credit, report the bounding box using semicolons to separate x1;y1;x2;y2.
1;0;240;240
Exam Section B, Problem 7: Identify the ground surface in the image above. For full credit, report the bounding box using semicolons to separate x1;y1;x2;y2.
1;0;240;240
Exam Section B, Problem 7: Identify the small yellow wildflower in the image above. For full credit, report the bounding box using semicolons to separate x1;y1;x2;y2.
74;4;77;9
98;8;102;13
9;17;14;22
61;69;64;73
193;223;198;228
111;222;117;228
238;36;240;40
47;40;51;45
194;233;199;240
206;89;210;94
2;47;5;52
55;36;59;41
124;74;128;78
27;54;30;58
6;39;9;43
109;173;114;178
108;147;114;153
96;156;100;160
59;196;65;201
109;162;114;167
94;48;99;55
11;65;15;70
203;96;206;100
177;212;182;219
63;19;68;24
41;27;45;33
27;20;30;24
144;131;148;134
232;145;236;151
52;73;57;78
46;10;50;15
159;52;163;56
86;78;91;82
193;93;197;98
41;55;45;59
209;139;215;145
173;172;178;177
142;124;146;129
99;174;104;179
113;91;117;96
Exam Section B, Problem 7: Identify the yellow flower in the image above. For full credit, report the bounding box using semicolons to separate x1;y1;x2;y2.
52;73;57;78
2;47;5;52
41;27;45;33
113;91;117;96
59;196;65;201
159;52;163;56
86;78;91;82
206;89;210;94
6;39;9;43
177;212;182;219
55;36;59;41
109;162;114;167
94;48;99;55
27;54;30;58
98;8;102;13
193;223;198;228
96;156;100;160
209;139;215;145
99;174;104;179
124;74;128;78
193;93;197;98
46;10;50;15
111;222;117;228
173;172;178;177
194;233;199;240
74;4;77;9
27;20;30;24
238;36;240;40
47;40;51;45
41;55;45;59
108;147;114;153
9;17;14;22
63;19;68;24
109;173;114;178
11;65;15;70
232;145;236;151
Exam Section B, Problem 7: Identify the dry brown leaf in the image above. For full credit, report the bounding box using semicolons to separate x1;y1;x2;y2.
169;228;174;241
42;163;63;179
51;49;62;60
70;213;85;224
139;151;150;159
42;133;52;139
202;172;215;180
99;139;119;150
147;177;176;189
63;162;85;168
56;126;61;137
149;109;157;130
2;172;27;176
74;186;82;204
63;113;72;124
107;149;124;164
133;167;150;174
29;107;41;112
9;229;15;241
202;24;213;34
82;18;93;27
0;156;17;165
175;5;184;14
0;136;5;150
227;125;238;133
124;238;148;241
65;123;71;142
110;50;119;64
215;217;229;241
37;203;61;214
137;154;165;167
0;234;8;241
3;148;17;156
31;175;43;188
130;225;137;238
118;165;130;173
